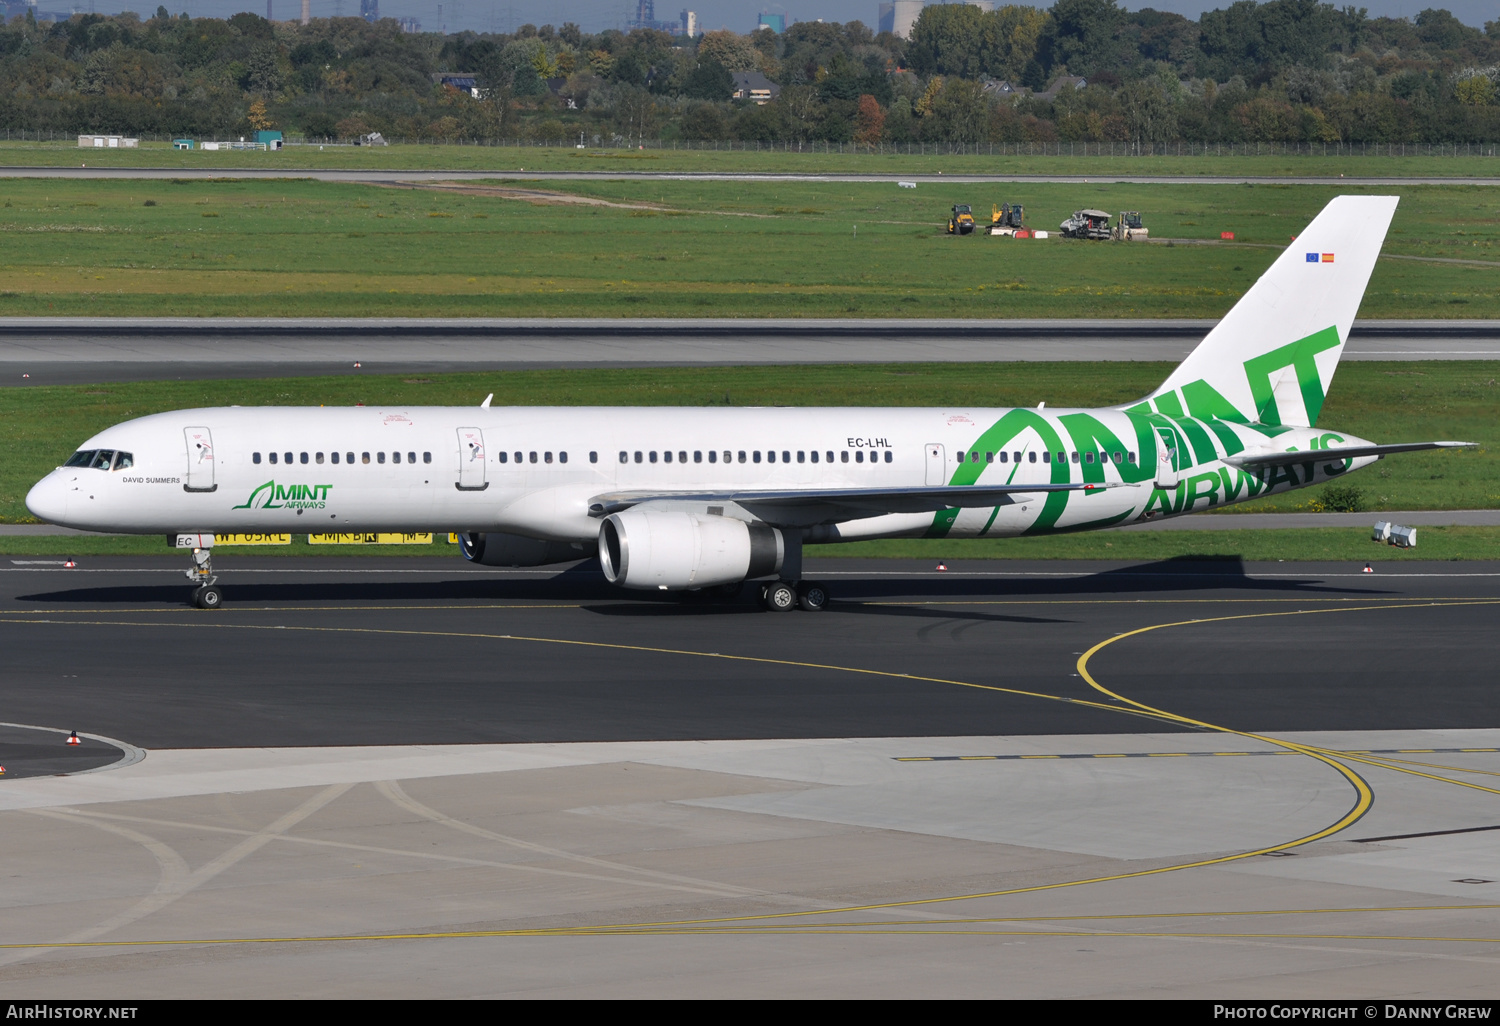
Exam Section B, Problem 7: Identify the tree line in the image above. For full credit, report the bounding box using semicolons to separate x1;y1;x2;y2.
0;2;1496;145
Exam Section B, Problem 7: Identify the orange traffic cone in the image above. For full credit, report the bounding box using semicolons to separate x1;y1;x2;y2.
1363;563;1374;574
936;563;948;572
64;559;76;568
66;731;81;746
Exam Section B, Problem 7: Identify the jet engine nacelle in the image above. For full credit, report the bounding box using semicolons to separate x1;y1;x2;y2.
598;510;783;590
459;532;589;567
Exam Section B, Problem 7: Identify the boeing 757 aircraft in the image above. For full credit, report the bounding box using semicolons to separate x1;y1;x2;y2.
26;195;1472;610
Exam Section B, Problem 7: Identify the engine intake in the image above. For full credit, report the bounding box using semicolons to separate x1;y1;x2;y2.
598;510;783;590
459;532;589;567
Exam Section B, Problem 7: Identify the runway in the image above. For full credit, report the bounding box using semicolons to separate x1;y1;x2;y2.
1;557;1497;996
5;166;1500;187
1;318;1495;385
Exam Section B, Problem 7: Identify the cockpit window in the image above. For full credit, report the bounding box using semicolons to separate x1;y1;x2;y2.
113;452;133;470
89;450;116;470
64;450;98;468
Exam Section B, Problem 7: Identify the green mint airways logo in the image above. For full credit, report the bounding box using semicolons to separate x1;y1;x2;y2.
232;480;332;511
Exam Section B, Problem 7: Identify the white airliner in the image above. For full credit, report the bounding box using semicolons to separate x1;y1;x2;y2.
26;195;1471;610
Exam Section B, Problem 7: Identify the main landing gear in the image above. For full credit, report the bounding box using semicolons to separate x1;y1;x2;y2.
756;530;827;612
186;547;223;609
759;580;829;613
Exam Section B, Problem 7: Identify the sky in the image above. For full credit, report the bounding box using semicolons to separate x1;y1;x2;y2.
27;1;1496;39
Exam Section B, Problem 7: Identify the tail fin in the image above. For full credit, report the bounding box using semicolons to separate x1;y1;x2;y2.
1138;195;1398;428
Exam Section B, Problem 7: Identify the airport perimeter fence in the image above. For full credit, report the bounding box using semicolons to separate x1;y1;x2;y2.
5;129;1500;158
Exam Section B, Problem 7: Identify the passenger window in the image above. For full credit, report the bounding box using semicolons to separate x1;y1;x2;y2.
985;452;993;463
285;452;293;465
797;451;805;463
663;451;672;463
1030;452;1038;464
708;451;717;463
530;452;538;464
765;451;773;463
753;451;761;463
315;452;324;464
693;451;702;463
855;450;864;463
635;451;643;463
1128;451;1137;463
513;452;522;464
724;451;733;464
1057;452;1065;463
1112;452;1122;464
810;451;819;463
738;451;746;463
1013;451;1022;463
332;452;340;465
679;451;687;463
408;452;416;463
619;451;628;464
782;451;790;463
270;452;279;465
362;452;371;464
1085;452;1094;464
377;452;386;464
393;452;401;464
253;452;262;465
560;452;568;464
590;452;598;464
885;451;893;463
827;451;836;463
998;452;1007;463
840;451;849;463
499;452;508;464
544;452;553;464
300;452;309;464
649;451;658;464
1071;452;1080;464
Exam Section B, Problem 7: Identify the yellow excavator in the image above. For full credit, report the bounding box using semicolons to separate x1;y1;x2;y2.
947;204;976;235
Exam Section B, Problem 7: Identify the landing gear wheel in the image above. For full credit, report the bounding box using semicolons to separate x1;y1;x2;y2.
797;582;829;612
761;581;797;613
193;585;224;609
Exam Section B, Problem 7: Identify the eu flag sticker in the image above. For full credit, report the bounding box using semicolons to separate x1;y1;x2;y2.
1322;253;1335;262
1306;252;1319;262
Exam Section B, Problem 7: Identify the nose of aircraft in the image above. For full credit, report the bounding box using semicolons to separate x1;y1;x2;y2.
25;472;69;525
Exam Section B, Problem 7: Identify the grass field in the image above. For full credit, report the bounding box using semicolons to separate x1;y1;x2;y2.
0;177;1495;318
2;362;1493;526
4;526;1497;561
5;139;1500;178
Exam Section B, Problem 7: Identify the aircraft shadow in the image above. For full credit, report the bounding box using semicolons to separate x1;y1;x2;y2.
14;557;1386;610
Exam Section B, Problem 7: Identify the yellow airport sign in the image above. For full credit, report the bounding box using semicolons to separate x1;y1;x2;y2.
216;534;292;545
307;533;434;545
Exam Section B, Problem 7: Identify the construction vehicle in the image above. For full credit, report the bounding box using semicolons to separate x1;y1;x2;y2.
947;204;976;235
985;203;1026;236
1059;208;1112;240
1112;211;1149;241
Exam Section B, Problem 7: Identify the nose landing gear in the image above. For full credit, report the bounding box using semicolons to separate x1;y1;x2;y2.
186;547;223;609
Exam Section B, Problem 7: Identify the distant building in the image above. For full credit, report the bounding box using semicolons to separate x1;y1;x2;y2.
731;71;779;104
433;73;480;97
1035;75;1087;99
680;9;697;36
876;0;922;39
756;12;786;33
78;135;139;149
359;0;378;22
398;16;421;32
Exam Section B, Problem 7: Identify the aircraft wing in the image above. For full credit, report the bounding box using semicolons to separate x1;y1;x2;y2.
589;481;1129;526
1223;441;1475;469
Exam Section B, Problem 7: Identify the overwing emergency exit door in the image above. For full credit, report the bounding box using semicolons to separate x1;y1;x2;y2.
925;443;947;486
456;427;488;491
184;426;216;492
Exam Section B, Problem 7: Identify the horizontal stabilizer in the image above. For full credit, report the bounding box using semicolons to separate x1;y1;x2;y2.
1224;441;1475;469
590;481;1129;524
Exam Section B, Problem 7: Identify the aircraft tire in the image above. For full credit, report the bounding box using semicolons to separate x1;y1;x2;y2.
797;582;829;612
194;585;224;610
761;581;797;613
